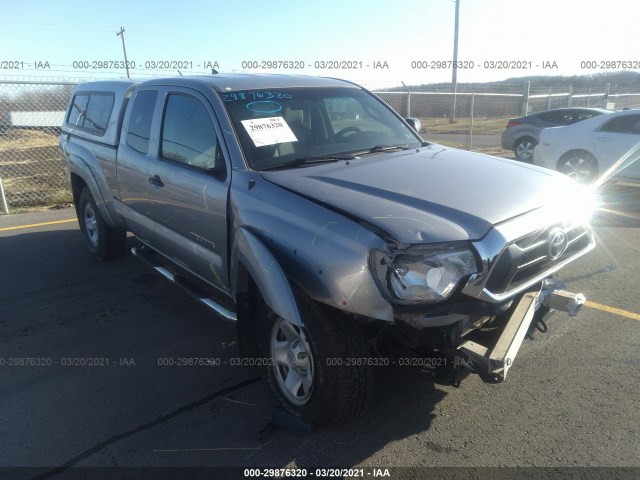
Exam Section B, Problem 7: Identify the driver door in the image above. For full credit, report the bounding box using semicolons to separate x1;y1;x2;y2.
147;88;232;292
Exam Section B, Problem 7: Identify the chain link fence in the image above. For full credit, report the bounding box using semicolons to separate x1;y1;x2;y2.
0;81;76;212
1;79;640;213
374;83;640;119
373;83;640;151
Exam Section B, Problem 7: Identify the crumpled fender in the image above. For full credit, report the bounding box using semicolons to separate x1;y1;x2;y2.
231;227;303;326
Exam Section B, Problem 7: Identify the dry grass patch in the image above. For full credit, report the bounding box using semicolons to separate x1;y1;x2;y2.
420;116;510;135
0;129;59;151
0;129;70;209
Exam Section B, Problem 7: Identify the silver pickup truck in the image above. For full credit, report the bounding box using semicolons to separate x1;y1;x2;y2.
60;74;595;426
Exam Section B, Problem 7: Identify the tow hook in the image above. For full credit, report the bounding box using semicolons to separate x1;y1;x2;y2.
543;290;586;317
539;277;586;317
526;308;549;341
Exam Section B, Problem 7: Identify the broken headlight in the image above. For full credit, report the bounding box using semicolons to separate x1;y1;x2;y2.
369;245;478;305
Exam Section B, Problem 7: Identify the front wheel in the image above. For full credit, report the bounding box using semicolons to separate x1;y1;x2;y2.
557;151;598;184
78;188;127;261
260;295;373;426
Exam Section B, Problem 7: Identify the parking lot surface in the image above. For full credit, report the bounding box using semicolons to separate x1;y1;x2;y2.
1;191;639;477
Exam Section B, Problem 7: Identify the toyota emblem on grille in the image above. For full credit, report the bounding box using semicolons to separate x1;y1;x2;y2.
547;230;568;259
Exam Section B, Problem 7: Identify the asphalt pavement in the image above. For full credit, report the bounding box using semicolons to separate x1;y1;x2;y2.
0;196;639;479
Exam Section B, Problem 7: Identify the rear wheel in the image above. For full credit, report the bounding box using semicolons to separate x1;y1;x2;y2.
557;151;598;184
514;137;537;161
258;294;373;426
78;188;127;261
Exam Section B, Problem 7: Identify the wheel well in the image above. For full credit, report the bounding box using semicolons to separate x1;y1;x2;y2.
515;136;537;147
234;261;262;324
69;173;88;215
234;262;267;360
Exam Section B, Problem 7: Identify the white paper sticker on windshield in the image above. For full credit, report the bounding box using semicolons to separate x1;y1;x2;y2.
241;117;298;147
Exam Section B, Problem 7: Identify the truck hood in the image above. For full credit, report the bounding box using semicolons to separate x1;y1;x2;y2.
260;145;573;243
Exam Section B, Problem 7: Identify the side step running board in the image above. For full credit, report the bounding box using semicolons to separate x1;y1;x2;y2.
131;245;237;321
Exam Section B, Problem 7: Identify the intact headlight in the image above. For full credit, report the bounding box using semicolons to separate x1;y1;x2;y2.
369;245;479;305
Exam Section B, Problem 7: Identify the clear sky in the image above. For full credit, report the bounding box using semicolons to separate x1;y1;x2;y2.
2;0;639;88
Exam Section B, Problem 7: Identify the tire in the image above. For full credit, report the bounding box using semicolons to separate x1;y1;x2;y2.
258;294;373;426
514;137;537;161
78;188;127;261
557;151;598;184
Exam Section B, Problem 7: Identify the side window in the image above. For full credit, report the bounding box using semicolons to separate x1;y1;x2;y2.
536;111;558;123
66;93;113;135
83;94;114;134
67;94;89;126
539;111;572;125
600;115;640;134
538;111;582;125
575;111;598;122
161;94;223;173
126;90;158;154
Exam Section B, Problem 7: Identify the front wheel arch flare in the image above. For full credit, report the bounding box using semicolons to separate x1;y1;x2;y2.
230;227;303;327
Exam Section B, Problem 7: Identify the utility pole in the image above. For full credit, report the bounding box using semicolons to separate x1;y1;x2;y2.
116;27;131;79
449;0;460;123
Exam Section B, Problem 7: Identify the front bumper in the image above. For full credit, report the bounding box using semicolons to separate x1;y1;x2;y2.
456;282;585;382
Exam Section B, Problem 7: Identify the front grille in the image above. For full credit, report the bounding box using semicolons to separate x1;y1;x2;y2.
519;245;547;267
486;224;592;295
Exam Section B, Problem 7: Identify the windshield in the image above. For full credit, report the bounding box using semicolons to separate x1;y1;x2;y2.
219;87;422;170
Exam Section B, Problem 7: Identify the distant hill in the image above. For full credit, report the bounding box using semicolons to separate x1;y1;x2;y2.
392;71;640;94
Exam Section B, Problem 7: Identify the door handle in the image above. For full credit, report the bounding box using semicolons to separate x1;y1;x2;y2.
148;175;164;188
597;137;610;142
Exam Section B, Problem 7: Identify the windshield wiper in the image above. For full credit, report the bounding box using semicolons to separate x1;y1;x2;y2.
258;153;356;171
354;144;411;155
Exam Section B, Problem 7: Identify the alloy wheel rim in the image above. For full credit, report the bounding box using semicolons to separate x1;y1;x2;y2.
563;157;592;183
517;141;534;159
84;204;99;248
270;317;314;405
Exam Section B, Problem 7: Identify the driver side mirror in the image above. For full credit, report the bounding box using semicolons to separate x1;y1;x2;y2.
405;117;422;133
